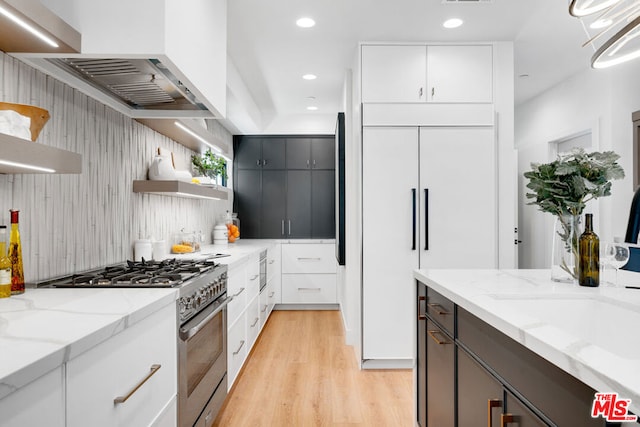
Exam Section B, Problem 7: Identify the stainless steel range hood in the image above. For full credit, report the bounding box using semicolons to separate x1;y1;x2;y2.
45;57;207;112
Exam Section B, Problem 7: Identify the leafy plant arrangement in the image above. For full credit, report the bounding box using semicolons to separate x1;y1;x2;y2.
191;149;227;182
524;148;624;279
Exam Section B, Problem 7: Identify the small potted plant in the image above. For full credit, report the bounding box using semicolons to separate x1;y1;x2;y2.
524;148;624;281
191;149;227;186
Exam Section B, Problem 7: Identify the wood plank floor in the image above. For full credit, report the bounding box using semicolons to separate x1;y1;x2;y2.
213;310;413;426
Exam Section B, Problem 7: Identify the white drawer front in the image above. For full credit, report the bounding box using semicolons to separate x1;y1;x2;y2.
246;294;261;351
282;274;337;303
227;311;247;390
282;244;337;274
66;303;176;427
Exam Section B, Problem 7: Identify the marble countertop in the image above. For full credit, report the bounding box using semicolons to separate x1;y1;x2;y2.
415;269;640;415
0;287;177;400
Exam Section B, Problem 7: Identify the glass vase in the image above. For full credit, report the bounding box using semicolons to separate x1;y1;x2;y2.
551;214;581;283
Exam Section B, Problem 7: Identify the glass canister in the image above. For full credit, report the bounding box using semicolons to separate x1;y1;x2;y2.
225;211;240;243
8;210;24;295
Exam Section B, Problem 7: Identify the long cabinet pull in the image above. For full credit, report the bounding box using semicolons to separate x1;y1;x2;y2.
281;220;285;235
297;257;321;261
500;414;515;426
113;364;161;404
488;399;502;427
288;220;291;235
250;274;259;281
427;329;451;345
298;287;322;291
261;305;268;313
232;287;245;298
233;340;246;355
424;188;429;251
428;302;450;315
251;317;259;327
418;296;427;320
412;188;417;250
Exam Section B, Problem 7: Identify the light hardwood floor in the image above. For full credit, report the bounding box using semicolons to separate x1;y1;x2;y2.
213;310;413;426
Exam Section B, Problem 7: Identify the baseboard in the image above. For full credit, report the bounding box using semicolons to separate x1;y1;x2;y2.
274;303;339;311
361;358;414;370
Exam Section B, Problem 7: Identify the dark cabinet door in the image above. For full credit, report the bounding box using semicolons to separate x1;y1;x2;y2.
457;348;503;427
286;170;311;237
235;138;262;170
426;318;455;427
235;170;262;237
262;138;286;169
417;284;427;427
286;138;311;169
311;170;335;238
503;391;549;427
311;137;335;169
262;170;287;238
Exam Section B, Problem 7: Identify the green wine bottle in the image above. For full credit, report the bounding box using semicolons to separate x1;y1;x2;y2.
578;213;599;287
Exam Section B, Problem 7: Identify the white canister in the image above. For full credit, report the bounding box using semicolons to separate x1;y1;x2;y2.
212;224;228;246
152;240;167;260
134;239;153;261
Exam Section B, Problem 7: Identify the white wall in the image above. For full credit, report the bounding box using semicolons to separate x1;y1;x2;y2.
261;113;337;135
515;60;640;268
0;52;232;282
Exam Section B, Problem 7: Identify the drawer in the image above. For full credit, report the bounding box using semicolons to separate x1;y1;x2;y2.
282;274;337;303
66;303;176;427
259;286;269;329
457;307;602;427
245;253;261;299
246;294;261;351
227;311;247;390
267;244;281;281
426;287;454;336
282;243;337;273
227;267;247;326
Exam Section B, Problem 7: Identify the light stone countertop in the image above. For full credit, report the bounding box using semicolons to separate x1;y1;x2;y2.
415;269;640;415
0;287;177;401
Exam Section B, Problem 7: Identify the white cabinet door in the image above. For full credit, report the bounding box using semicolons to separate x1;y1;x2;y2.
227;310;247;390
419;127;497;268
0;366;65;427
281;243;337;273
426;45;493;103
66;303;177;427
361;45;427;103
362;127;419;361
281;274;337;303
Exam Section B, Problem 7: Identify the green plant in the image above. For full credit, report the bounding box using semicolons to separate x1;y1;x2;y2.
524;148;624;279
191;149;227;180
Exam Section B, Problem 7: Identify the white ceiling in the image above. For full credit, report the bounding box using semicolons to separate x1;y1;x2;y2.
227;0;596;131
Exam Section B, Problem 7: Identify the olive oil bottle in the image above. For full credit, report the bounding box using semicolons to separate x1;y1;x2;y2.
0;225;11;298
578;213;599;287
9;210;24;295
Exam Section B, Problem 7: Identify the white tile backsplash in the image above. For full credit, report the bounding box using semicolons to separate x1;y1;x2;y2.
0;52;233;282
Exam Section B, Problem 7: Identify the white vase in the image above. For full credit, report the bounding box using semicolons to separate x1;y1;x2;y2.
551;214;581;283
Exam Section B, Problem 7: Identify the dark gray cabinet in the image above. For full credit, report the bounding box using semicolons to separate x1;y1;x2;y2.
233;135;335;239
416;282;611;427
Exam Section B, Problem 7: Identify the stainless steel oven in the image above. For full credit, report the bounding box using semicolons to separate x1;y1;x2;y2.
177;264;229;427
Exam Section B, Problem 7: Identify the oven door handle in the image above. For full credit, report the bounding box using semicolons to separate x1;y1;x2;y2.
179;297;231;341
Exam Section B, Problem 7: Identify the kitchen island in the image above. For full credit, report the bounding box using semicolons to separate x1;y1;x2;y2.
415;269;640;425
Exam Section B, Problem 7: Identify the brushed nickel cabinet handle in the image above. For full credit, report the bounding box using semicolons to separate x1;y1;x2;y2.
418;296;427;320
261;305;268;313
268;291;275;298
431;87;435;98
233;340;245;355
256;159;261;167
288;220;291;235
297;257;321;261
232;287;245;297
419;87;423;99
269;259;275;264
488;399;502;427
113;364;161;404
428;302;450;315
501;414;515;426
251;317;259;327
298;287;322;291
250;274;259;281
427;329;451;345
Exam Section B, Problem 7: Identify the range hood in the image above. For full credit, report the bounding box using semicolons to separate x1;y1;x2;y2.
11;0;227;120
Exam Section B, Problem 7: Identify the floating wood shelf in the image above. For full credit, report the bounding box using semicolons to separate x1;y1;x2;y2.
133;180;229;200
0;132;82;174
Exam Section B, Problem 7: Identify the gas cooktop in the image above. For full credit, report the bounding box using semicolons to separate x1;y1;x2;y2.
43;257;223;288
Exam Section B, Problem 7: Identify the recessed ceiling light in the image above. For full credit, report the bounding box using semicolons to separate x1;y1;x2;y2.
307;106;318;111
302;74;317;80
296;17;315;28
443;18;463;29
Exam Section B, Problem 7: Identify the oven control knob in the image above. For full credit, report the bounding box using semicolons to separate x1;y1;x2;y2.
178;298;187;314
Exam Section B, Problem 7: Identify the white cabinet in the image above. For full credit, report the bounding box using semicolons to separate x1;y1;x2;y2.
0;366;65;427
281;243;337;304
227;310;247;389
362;126;496;364
66;302;177;427
361;44;493;104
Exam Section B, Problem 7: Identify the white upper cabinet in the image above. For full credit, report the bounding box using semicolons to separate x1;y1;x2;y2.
361;45;427;103
426;45;493;103
361;44;493;104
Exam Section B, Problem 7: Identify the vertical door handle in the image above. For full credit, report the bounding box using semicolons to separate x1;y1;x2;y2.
281;220;285;236
288;220;291;235
306;159;310;167
418;295;427;320
424;188;429;251
419;87;423;99
263;159;267;166
488;399;502;427
500;414;515;426
313;159;316;168
412;188;417;250
431;87;435;99
256;159;261;167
